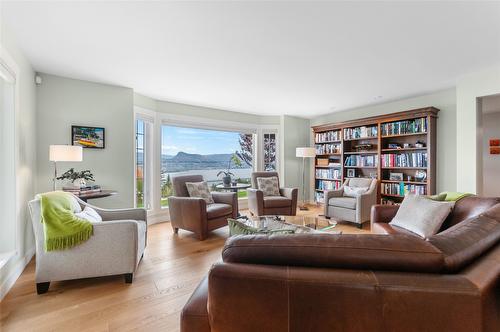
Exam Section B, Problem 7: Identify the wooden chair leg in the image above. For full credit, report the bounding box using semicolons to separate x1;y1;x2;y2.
124;273;133;283
36;282;50;294
173;227;179;234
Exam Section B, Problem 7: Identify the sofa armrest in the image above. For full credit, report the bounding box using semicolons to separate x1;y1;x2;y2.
279;187;297;200
168;196;207;232
247;188;264;216
212;192;238;218
370;204;400;225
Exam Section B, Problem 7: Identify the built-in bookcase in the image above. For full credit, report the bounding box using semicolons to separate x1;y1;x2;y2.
312;107;439;205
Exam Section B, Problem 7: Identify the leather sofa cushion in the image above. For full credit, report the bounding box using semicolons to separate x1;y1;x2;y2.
440;196;500;231
263;196;291;208
207;203;232;219
222;234;444;273
428;214;500;272
328;197;356;209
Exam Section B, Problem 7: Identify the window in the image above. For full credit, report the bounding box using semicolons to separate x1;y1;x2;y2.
161;125;254;207
135;117;153;209
263;132;277;171
0;61;17;265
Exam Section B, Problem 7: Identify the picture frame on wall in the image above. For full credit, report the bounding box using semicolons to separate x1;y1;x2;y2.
72;125;105;149
489;139;500;155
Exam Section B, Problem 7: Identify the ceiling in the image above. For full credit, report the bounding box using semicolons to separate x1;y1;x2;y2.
3;1;500;118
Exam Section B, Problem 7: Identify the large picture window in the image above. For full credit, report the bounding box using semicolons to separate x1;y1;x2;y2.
263;132;277;171
161;125;254;207
135;117;153;209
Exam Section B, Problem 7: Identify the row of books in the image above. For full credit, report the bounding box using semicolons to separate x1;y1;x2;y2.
381;152;428;168
316;168;342;180
315;143;341;155
381;183;427;196
317;180;342;191
344;126;378;140
63;185;101;195
381;198;401;206
381;118;427;136
344;155;378;167
315;130;341;143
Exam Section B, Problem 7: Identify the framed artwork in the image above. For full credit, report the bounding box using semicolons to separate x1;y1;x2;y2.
72;126;105;149
489;138;500;155
389;172;404;181
346;169;355;178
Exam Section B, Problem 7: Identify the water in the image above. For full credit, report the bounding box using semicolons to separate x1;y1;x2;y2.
162;168;253;185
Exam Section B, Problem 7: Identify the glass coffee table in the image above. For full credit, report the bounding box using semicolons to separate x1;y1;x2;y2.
242;214;342;234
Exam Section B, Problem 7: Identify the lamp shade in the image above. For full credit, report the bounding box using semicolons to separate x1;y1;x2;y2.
49;145;83;162
296;147;316;158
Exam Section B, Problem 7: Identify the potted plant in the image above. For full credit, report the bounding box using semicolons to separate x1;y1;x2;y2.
57;168;95;189
217;154;241;186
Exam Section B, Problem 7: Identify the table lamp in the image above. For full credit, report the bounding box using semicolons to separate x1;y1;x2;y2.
296;147;316;210
49;145;83;190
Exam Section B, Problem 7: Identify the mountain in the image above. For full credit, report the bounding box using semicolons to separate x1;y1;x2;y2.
163;152;250;172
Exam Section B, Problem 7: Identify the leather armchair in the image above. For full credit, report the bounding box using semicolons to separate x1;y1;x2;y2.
247;171;298;216
324;177;377;228
169;175;237;240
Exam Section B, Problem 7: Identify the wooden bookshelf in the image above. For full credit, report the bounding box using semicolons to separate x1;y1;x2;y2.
312;107;439;205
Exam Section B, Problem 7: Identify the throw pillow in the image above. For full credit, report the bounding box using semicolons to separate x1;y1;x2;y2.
256;176;280;196
75;206;102;223
343;186;368;198
389;194;455;238
69;194;83;213
228;219;295;236
428;192;447;201
185;181;214;204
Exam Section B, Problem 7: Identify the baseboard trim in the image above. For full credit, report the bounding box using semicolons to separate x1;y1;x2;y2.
0;247;35;301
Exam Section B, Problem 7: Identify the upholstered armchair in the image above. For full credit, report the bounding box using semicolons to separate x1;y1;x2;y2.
247;171;298;216
168;175;238;240
28;194;147;294
324;178;377;228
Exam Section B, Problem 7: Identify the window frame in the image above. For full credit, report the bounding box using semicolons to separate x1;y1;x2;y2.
134;108;155;210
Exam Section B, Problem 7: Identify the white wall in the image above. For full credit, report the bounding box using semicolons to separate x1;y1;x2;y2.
456;65;500;193
36;74;135;208
311;89;457;193
482;111;500;196
0;26;37;300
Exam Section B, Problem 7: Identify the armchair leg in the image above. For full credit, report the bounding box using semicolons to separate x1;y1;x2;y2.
358;223;363;229
36;282;50;294
173;227;179;234
124;273;133;283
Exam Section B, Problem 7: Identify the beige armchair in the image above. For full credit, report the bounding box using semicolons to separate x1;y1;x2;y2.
28;194;147;294
168;175;238;240
324;178;377;228
247;171;298;216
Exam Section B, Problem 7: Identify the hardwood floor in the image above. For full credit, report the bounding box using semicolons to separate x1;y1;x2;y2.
0;207;369;332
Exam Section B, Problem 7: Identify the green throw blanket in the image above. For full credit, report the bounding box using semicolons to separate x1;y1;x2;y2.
40;191;93;251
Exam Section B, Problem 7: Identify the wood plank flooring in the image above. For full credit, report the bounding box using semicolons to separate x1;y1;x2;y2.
0;207;369;332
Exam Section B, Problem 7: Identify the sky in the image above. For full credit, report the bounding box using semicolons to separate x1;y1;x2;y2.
161;125;243;156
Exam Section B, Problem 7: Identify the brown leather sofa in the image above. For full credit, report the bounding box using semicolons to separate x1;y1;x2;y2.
247;171;298;216
181;197;500;331
168;175;238;240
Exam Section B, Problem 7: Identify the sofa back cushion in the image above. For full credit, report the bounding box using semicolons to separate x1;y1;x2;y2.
251;171;279;189
428;213;500;272
172;174;204;197
222;234;444;273
439;196;500;231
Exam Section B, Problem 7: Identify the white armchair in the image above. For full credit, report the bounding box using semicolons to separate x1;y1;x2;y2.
28;194;147;294
324;178;378;228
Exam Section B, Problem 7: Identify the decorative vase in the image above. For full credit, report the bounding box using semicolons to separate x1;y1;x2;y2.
222;175;231;186
78;178;87;189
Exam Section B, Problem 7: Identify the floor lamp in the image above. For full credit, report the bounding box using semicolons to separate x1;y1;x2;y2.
296;147;316;211
49;145;83;191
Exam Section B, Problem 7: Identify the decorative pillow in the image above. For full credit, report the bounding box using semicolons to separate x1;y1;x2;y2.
228;219;295;236
185;181;214;204
69;194;83;213
389;194;455;238
428;192;447;201
75;206;102;223
343;186;368;198
257;176;280;196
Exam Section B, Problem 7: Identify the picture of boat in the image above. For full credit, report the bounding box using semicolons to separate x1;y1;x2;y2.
72;126;105;149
